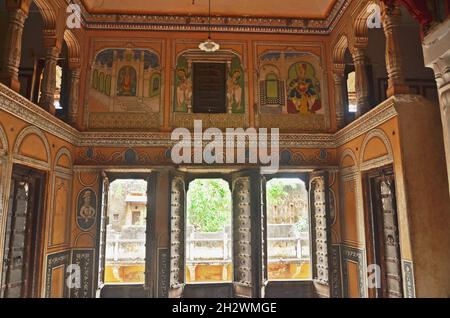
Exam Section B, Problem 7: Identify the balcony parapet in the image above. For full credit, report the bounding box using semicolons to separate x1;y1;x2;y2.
1;84;427;151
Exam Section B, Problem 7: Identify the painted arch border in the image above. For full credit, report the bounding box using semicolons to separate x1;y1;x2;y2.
359;128;394;171
0;122;8;156
339;148;358;176
12;126;51;171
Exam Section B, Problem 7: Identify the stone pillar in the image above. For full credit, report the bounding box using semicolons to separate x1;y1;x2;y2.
0;3;29;92
422;19;450;197
68;68;81;126
333;65;346;130
352;47;371;117
382;3;410;97
38;46;60;114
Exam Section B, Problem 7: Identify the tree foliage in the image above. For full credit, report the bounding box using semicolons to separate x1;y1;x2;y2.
187;179;231;232
267;180;290;207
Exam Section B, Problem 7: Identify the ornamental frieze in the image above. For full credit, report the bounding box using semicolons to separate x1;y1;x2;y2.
73;0;349;35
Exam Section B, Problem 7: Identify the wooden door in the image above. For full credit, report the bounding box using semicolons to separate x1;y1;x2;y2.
1;165;45;298
309;171;332;297
96;172;109;294
168;171;187;298
366;166;403;298
231;170;265;298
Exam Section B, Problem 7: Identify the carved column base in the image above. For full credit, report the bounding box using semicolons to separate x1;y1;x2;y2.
386;83;410;97
0;77;21;93
38;95;56;115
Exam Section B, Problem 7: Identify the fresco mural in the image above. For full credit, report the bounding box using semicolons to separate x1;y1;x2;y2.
174;54;245;114
287;62;321;114
117;66;137;96
174;56;192;113
257;51;328;131
87;48;161;129
227;57;245;113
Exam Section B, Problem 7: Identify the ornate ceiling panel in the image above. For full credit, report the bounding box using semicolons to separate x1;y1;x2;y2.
74;0;350;34
80;0;336;19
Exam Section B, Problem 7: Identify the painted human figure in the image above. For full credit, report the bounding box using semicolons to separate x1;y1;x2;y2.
79;190;96;223
287;63;321;114
122;67;132;93
227;69;243;111
118;66;136;96
176;69;192;111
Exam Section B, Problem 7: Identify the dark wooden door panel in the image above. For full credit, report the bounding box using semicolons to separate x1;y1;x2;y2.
366;166;403;298
1;166;45;298
4;181;30;298
193;63;227;113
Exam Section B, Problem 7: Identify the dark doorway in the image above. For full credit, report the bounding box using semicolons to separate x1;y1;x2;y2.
1;165;46;298
365;166;403;298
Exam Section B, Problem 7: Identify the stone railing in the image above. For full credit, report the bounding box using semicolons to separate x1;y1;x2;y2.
105;238;146;264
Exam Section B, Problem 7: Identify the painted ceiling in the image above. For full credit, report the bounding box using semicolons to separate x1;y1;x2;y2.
76;0;349;34
79;0;337;19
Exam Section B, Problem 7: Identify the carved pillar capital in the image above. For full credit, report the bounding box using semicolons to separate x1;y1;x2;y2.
38;46;61;115
0;6;29;92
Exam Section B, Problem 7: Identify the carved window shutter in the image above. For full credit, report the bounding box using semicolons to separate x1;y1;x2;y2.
260;174;268;297
145;173;157;296
368;168;403;298
169;172;186;298
231;170;264;298
96;172;109;292
309;171;332;288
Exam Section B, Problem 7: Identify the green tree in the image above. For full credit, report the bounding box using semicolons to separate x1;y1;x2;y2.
266;180;289;207
187;179;231;232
